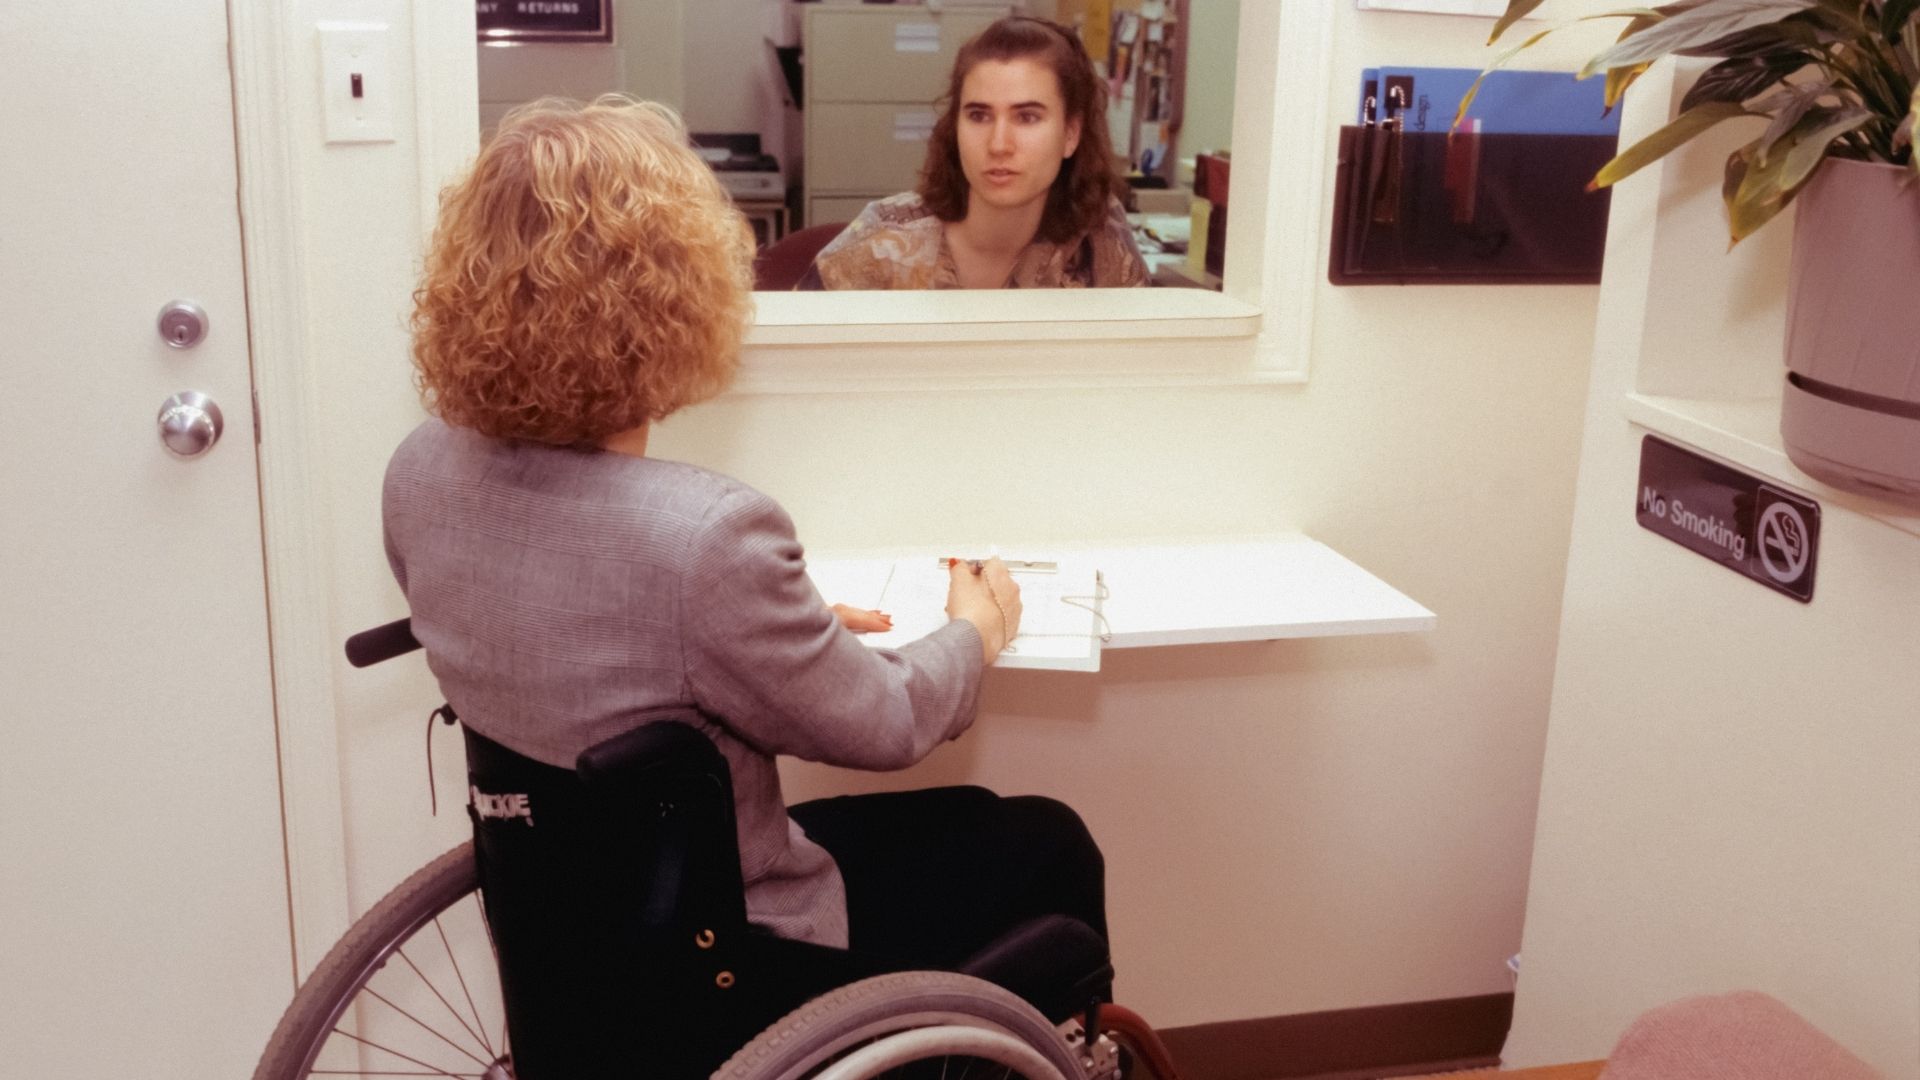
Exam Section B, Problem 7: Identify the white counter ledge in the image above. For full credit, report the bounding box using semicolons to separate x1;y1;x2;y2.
808;534;1435;664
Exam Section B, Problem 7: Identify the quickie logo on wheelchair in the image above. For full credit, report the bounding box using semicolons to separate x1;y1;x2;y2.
471;786;535;827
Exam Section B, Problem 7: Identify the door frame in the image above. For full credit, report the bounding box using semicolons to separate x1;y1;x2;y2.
230;0;480;976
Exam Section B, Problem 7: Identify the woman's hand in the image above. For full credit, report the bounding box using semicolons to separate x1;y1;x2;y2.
945;557;1022;664
831;604;893;634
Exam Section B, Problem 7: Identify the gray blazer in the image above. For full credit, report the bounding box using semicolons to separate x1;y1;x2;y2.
382;419;983;947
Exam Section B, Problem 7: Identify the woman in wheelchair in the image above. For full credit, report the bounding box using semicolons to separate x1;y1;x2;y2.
383;95;1119;1076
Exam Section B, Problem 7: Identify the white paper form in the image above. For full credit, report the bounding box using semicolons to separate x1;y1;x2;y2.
809;554;1105;672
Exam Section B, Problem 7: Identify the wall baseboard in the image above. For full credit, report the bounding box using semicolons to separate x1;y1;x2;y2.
1154;992;1512;1080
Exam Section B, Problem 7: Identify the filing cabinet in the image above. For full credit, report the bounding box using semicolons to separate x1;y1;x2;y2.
802;3;1008;228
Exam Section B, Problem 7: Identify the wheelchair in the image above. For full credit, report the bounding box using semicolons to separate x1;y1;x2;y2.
251;619;1185;1080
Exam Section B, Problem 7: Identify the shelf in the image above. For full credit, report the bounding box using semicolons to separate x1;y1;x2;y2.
1605;62;1920;540
1623;392;1920;539
809;532;1437;665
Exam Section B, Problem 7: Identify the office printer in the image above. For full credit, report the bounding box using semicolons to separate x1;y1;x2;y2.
691;132;785;200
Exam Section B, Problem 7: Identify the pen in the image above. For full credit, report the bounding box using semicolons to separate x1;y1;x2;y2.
939;557;1058;573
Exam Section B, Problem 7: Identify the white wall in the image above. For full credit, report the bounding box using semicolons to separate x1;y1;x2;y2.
1181;0;1239;159
1502;62;1920;1076
291;0;1603;1032
476;0;685;133
647;7;1602;1026
679;0;790;141
476;0;789;159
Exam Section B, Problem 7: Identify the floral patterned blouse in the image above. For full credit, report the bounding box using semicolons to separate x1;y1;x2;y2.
800;192;1149;290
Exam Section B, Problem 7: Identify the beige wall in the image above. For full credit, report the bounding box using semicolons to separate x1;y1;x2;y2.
1502;61;1920;1075
1181;0;1239;160
650;7;1599;1026
476;0;685;133
476;0;794;154
299;0;1602;1031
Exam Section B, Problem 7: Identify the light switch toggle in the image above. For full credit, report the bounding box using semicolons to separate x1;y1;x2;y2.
318;22;395;144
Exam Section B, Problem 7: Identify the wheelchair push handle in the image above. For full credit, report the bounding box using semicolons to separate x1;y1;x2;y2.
344;617;421;668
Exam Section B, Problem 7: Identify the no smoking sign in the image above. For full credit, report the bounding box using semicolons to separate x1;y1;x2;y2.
1636;436;1820;603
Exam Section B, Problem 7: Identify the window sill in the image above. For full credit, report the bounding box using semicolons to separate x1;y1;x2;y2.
736;290;1279;393
747;289;1260;344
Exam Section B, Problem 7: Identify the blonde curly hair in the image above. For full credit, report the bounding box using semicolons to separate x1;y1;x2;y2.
411;96;754;446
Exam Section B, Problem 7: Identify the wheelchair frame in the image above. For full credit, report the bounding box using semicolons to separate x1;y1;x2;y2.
249;619;1185;1080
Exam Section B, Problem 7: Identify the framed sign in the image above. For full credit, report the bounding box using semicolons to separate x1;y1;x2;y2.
477;0;612;45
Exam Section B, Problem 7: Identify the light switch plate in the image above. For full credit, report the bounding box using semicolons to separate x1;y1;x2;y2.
318;21;396;144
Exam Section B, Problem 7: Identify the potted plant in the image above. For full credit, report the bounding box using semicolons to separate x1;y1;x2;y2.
1468;0;1920;505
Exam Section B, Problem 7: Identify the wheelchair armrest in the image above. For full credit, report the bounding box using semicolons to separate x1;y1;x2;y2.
958;914;1114;1023
574;710;724;787
574;712;749;930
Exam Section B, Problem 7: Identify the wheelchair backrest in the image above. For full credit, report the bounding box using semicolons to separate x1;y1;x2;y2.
463;711;751;1079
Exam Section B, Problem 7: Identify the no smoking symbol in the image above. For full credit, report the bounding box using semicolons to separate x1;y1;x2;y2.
1757;502;1810;584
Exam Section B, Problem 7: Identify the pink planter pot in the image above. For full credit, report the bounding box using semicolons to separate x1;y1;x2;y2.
1780;156;1920;505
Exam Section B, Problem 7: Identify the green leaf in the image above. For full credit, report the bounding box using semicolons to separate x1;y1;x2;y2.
1489;0;1551;44
1679;51;1814;110
1726;154;1791;241
1590;101;1755;190
1807;0;1871;26
1581;0;1822;77
1726;106;1874;240
1674;12;1843;56
1752;79;1830;163
1778;106;1873;184
1884;0;1920;43
1723;139;1757;208
1908;80;1920;173
1607;62;1656;110
1453;26;1556;133
1605;14;1667;110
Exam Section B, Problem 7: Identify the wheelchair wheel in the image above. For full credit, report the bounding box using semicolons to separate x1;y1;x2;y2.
251;842;512;1080
715;970;1092;1080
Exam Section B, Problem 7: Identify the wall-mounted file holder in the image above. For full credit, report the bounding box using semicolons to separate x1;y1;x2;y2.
1329;126;1618;285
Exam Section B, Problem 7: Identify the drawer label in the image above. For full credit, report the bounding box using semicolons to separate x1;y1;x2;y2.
896;22;940;52
893;110;936;141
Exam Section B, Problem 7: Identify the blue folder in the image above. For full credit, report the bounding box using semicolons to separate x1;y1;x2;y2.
1357;66;1620;135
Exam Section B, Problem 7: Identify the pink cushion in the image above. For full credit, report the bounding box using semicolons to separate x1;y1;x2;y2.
1600;991;1879;1080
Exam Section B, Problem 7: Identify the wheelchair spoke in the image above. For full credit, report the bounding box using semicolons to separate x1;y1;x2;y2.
307;1060;487;1068
362;986;494;1069
386;922;491;1057
433;913;495;1056
324;1025;492;1078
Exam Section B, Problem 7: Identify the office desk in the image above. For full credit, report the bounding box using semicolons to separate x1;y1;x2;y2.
809;534;1434;668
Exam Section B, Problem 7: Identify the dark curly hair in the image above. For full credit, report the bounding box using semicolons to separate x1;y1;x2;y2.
916;16;1124;246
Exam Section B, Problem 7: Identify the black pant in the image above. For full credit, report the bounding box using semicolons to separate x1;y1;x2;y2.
789;785;1108;971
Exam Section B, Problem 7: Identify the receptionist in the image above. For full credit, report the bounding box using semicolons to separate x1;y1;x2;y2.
801;16;1148;291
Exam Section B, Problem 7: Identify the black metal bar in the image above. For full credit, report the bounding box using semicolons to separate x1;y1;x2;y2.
346;618;421;668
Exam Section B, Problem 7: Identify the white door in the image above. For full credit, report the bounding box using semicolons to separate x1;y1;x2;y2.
0;3;293;1077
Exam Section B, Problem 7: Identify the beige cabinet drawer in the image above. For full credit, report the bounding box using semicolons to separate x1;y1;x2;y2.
807;103;939;193
806;7;1004;104
808;195;889;229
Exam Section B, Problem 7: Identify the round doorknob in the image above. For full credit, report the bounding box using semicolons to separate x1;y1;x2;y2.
157;391;224;458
